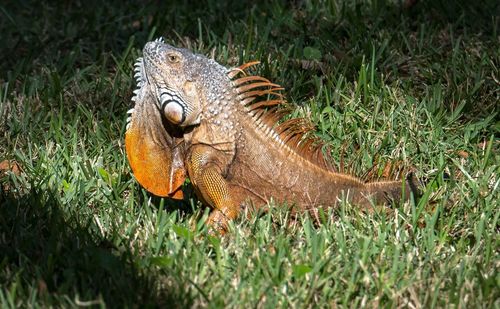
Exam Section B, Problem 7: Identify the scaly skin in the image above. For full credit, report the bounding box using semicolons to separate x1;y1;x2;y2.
126;38;418;233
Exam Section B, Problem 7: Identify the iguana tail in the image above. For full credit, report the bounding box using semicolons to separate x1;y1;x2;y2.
364;173;421;206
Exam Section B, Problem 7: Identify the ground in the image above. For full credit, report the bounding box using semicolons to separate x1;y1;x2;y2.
0;0;498;307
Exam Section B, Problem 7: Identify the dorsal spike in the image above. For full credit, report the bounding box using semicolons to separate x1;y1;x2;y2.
236;82;281;94
230;61;336;172
300;138;316;156
228;61;261;79
233;75;271;86
240;96;258;105
258;108;287;128
248;99;284;110
239;90;284;100
313;145;325;168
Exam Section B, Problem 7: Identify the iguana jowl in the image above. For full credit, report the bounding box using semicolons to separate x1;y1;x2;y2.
126;38;417;232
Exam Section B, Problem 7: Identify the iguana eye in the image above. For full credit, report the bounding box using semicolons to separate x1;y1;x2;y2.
167;53;180;63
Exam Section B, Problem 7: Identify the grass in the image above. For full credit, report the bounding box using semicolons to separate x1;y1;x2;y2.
0;0;498;307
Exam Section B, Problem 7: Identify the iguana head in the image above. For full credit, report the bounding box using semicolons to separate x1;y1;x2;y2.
139;39;200;127
125;37;191;199
139;39;226;127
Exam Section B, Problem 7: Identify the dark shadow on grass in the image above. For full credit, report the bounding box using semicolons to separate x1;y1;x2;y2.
0;187;193;307
0;0;497;79
0;0;497;123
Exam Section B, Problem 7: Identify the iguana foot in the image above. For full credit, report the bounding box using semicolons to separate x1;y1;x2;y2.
206;209;229;236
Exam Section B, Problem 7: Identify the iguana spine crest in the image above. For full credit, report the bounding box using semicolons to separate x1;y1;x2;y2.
228;62;345;175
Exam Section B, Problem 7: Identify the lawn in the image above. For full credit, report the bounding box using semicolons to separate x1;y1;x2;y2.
0;0;498;307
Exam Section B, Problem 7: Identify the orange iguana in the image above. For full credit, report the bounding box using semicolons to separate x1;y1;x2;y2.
125;38;418;233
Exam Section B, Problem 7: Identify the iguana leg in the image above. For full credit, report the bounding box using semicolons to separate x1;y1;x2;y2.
188;147;239;234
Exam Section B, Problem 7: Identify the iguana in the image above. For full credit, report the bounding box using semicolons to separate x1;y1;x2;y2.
125;38;418;233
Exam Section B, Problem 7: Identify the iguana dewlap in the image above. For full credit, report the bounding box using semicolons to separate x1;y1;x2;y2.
125;38;417;233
